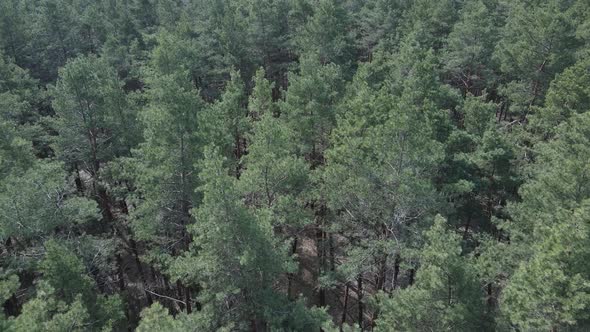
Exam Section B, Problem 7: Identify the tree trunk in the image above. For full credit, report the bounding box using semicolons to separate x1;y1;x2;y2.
287;236;298;300
129;239;153;305
340;284;349;329
393;255;400;289
358;275;363;331
463;214;472;240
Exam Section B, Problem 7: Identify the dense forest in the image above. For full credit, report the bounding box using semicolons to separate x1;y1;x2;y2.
1;0;590;330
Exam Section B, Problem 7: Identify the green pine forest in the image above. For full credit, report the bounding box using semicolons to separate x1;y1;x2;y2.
1;0;590;330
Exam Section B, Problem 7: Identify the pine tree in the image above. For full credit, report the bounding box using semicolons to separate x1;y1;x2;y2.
375;216;487;332
494;0;580;118
10;240;124;331
243;0;292;76
322;47;449;326
0;0;31;67
354;0;408;56
501;112;590;330
295;0;354;66
280;53;344;166
130;63;205;257
443;0;499;95
239;70;311;300
200;69;249;176
400;0;462;50
0;161;98;244
533;53;590;136
51;55;138;177
170;146;330;330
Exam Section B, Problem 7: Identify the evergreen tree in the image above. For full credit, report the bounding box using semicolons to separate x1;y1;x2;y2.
0;0;31;67
171;147;330;330
281;53;344;166
51;55;138;176
0;161;98;244
400;0;462;50
494;0;580;118
375;216;487;332
501;112;590;330
321;46;450;326
10;240;124;331
200;69;249;176
443;0;499;95
244;0;292;76
1;1;590;330
130;64;205;258
354;0;408;56
533;53;590;136
295;0;354;66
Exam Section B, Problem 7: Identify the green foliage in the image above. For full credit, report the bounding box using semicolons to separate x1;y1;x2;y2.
240;111;308;211
2;0;590;330
0;161;98;242
534;54;590;135
136;303;190;332
400;0;461;50
502;113;590;330
494;0;580;112
0;119;34;179
443;0;499;94
248;67;276;119
51;54;138;174
375;216;487;332
170;147;329;330
354;0;408;53
295;0;354;65
131;58;205;251
9;240;124;331
174;147;287;326
281;53;344;162
200;69;249;174
0;0;31;64
462;94;496;137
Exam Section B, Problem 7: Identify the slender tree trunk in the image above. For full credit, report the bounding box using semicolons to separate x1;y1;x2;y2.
116;254;126;292
487;283;494;308
74;164;84;193
463;213;472;240
287;236;298;300
163;277;181;313
340;284;349;329
358;275;363;331
329;233;335;272
393;255;400;289
185;287;192;313
98;186;114;223
129;239;153;305
316;222;326;307
176;280;185;311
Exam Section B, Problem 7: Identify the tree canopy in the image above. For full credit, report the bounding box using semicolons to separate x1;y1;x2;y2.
1;0;590;330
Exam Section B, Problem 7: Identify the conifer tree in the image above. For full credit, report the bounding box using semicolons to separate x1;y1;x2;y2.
375;216;487;332
171;147;331;330
200;70;249;176
494;0;580;118
533;54;590;136
10;240;124;331
295;0;354;65
51;55;138;176
443;0;499;95
281;53;344;166
501;112;590;330
131;63;205;257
